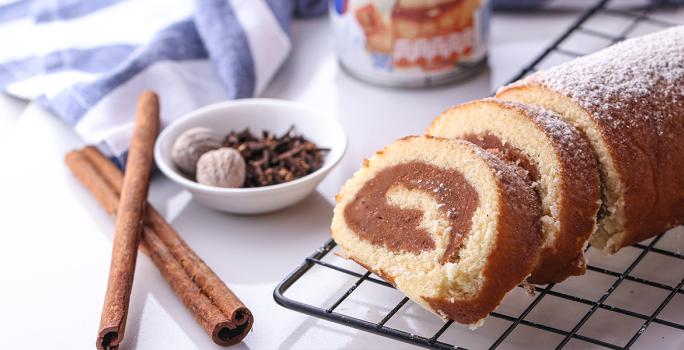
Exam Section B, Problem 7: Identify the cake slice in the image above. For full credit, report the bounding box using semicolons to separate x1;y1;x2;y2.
331;136;542;325
426;98;601;284
497;25;684;253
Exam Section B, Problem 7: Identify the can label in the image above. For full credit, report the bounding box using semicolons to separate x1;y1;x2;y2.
331;0;489;86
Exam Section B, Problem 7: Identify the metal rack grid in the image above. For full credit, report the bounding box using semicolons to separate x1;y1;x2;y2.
274;1;684;349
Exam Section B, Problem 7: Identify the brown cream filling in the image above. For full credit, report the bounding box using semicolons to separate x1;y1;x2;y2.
344;161;478;264
462;133;541;183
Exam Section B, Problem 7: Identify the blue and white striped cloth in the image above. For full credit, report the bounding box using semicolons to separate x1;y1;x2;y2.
0;0;326;160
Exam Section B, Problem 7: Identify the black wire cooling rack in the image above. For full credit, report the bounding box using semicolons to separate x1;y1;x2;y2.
274;1;684;349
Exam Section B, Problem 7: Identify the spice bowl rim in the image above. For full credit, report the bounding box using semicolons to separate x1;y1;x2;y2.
154;98;347;196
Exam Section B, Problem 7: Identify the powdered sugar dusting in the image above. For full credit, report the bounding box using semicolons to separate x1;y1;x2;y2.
495;99;596;166
501;26;684;242
461;140;540;216
527;25;684;133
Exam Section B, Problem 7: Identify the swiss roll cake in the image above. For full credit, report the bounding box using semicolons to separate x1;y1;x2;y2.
331;136;542;325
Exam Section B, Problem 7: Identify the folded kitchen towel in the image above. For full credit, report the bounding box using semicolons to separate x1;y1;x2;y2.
0;0;326;162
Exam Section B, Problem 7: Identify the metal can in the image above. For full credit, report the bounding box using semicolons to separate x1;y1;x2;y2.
330;0;490;87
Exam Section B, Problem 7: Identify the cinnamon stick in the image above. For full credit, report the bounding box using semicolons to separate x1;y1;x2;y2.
82;146;252;332
96;91;160;350
66;147;253;346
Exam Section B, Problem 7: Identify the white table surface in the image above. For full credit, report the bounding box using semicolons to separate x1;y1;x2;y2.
2;9;684;350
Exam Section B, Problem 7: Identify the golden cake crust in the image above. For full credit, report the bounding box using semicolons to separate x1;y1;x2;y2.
496;100;600;283
498;80;684;252
427;99;600;283
331;136;542;324
424;138;542;323
497;25;684;253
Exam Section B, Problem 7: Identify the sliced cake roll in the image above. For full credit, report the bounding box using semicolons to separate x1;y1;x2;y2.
331;136;542;325
497;25;684;253
426;99;601;284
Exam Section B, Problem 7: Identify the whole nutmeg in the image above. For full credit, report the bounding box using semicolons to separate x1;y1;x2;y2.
196;147;246;188
171;127;222;176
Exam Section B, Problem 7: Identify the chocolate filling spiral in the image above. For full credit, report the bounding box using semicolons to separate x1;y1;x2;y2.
344;161;478;264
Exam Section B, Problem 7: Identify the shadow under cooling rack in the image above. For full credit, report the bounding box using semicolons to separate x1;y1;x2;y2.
274;1;684;349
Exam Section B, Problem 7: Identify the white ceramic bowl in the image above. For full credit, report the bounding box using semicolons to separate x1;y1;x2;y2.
155;99;347;214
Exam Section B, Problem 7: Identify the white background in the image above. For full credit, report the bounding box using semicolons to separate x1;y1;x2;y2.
1;6;684;350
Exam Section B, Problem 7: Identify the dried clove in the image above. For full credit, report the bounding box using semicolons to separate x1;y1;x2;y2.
222;126;329;188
